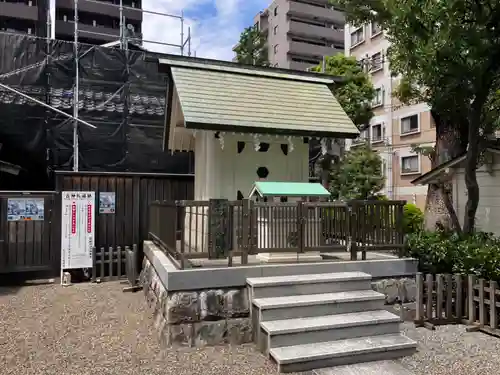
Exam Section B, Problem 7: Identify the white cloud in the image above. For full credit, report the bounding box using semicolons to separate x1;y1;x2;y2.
141;0;269;61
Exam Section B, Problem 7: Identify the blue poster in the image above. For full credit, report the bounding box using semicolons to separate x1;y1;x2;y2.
7;198;44;221
99;192;116;214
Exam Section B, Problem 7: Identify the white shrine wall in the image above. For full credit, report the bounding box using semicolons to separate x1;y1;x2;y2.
185;131;309;253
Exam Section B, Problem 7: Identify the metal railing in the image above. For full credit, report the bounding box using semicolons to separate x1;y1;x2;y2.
148;199;406;269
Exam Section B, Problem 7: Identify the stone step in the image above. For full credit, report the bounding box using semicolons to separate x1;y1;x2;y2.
258;310;401;354
269;333;417;373
247;272;372;299
252;290;385;322
313;360;415;375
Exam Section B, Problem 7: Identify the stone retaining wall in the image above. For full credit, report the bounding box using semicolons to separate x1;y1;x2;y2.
140;255;417;348
140;258;252;347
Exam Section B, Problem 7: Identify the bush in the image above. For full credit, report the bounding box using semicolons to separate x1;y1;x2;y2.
405;230;500;281
402;203;424;234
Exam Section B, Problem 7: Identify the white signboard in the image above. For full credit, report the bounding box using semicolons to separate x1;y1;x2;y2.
61;191;95;270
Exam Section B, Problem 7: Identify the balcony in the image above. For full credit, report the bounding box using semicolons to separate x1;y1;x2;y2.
288;20;343;44
289;60;318;71
0;2;39;21
55;21;119;42
289;40;342;58
56;0;143;21
287;1;344;24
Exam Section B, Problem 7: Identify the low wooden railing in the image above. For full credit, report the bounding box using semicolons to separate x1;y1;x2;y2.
415;273;500;337
148;199;406;269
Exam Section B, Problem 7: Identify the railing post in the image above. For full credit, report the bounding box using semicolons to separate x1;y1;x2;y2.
208;199;229;260
348;202;358;260
241;199;251;265
490;280;498;330
396;202;405;257
468;275;476;325
177;202;186;269
415;272;424;325
297;201;305;254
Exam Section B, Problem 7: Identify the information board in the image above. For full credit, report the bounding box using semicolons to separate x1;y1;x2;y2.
61;191;95;270
7;198;45;221
99;192;116;214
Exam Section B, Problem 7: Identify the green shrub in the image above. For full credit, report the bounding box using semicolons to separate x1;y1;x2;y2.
402;203;424;234
405;230;500;281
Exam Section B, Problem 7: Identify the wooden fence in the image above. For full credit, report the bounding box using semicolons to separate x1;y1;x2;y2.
0;191;59;274
415;273;500;337
91;244;138;283
55;171;194;266
149;199;406;269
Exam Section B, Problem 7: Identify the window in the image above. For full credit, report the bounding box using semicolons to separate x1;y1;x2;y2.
400;114;419;134
350;27;364;47
371;124;384;142
353;128;369;144
371;21;382;37
401;155;420;174
274;25;278;35
274;6;278;16
370;52;382;72
372;87;383;107
273;44;279;54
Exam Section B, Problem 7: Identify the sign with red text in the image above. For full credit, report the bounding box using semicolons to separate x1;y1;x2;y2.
61;191;95;269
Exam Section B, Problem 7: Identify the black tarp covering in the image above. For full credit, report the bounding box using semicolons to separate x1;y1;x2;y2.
0;32;193;189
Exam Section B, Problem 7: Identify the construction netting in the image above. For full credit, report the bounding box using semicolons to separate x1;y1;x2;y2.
0;32;193;188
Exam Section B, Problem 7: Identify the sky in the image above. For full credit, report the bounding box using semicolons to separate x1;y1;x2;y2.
140;0;270;60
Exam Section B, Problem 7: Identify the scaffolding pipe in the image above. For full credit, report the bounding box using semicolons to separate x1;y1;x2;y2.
0;82;96;129
180;11;184;56
76;29;183;48
73;0;80;171
119;0;123;49
80;0;183;19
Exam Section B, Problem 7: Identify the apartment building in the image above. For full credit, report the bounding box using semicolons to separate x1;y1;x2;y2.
345;23;435;209
239;0;345;70
0;0;49;37
54;0;142;45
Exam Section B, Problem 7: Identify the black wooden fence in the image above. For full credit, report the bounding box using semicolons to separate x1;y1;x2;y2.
0;191;59;274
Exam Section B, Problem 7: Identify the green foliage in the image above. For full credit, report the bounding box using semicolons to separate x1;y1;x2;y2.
336;0;500;232
402;203;423;234
312;54;375;127
405;231;500;281
336;0;500;134
234;25;269;66
330;144;384;200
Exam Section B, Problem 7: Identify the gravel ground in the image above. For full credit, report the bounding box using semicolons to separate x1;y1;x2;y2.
0;281;300;375
400;322;500;375
1;281;500;375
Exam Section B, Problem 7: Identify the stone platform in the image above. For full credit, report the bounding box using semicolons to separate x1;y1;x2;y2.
140;241;418;348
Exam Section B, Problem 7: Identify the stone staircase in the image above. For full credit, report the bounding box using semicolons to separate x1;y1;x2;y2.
247;272;417;373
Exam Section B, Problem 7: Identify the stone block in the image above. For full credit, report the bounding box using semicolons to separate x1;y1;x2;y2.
166;292;200;323
226;318;253;345
164;323;194;347
199;290;224;320
371;278;417;304
193;321;227;346
222;289;249;317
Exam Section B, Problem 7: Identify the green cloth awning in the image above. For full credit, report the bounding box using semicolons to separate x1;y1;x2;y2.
249;181;331;198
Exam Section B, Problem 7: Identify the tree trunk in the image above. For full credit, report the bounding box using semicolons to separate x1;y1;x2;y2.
423;110;467;231
462;116;482;234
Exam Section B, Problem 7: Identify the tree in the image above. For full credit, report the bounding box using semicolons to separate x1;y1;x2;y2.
234;25;269;66
310;54;376;187
330;144;385;200
337;0;500;234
